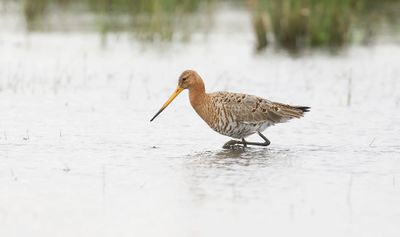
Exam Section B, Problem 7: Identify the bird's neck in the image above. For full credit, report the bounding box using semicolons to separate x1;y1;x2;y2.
188;79;214;126
188;81;207;107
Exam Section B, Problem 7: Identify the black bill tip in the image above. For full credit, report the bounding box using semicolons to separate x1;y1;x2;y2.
150;108;165;122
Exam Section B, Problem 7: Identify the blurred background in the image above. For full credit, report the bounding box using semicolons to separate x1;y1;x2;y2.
2;0;400;50
1;1;400;237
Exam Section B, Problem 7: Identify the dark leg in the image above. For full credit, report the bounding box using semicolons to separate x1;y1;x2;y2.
243;132;271;147
241;138;247;148
222;132;270;149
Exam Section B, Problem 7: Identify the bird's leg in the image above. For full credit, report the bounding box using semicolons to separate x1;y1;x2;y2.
222;132;270;149
241;138;247;148
240;132;271;147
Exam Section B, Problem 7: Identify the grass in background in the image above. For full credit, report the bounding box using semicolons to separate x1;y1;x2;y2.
19;0;400;51
22;0;208;41
251;0;400;51
86;0;205;41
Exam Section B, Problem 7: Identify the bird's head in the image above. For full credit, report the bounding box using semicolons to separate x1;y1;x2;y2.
150;69;201;122
178;70;200;89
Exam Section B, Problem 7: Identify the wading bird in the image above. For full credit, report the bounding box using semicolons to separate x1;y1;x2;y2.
150;70;309;149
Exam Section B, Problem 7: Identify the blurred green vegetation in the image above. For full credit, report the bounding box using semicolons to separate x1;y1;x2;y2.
252;0;355;50
16;0;400;50
22;0;208;41
251;0;400;51
86;0;205;41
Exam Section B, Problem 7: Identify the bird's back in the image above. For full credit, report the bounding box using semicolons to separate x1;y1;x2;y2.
198;91;309;139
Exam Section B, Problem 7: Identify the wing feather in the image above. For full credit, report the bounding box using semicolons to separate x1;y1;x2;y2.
209;92;309;125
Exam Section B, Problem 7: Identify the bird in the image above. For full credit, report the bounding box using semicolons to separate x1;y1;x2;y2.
150;70;310;149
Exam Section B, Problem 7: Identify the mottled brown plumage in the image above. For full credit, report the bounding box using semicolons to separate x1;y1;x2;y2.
150;70;310;148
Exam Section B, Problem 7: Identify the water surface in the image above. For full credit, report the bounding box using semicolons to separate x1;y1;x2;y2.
1;3;400;237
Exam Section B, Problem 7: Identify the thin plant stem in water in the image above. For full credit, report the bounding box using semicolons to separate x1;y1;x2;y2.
23;130;30;141
347;173;353;215
102;165;106;197
369;137;376;147
9;168;18;181
347;73;352;107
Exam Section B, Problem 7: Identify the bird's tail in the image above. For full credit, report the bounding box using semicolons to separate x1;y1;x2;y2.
294;106;311;113
272;102;310;119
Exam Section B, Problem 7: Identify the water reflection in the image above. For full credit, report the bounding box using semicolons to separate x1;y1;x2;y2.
186;147;292;168
182;147;295;203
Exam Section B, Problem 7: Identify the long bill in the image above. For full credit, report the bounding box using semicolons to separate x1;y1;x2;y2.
150;86;184;122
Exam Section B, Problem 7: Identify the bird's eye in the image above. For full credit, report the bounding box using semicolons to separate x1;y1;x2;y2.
182;77;187;81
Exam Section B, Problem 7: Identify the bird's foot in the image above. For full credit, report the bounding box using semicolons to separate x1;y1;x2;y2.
222;140;245;149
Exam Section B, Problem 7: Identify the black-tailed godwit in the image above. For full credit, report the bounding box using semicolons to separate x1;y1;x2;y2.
150;70;310;149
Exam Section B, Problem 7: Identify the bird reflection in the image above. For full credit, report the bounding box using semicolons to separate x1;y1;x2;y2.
186;147;290;168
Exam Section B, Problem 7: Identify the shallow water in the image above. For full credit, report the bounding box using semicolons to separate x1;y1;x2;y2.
1;4;400;237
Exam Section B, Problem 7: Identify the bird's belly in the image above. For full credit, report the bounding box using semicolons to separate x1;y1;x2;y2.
209;120;265;139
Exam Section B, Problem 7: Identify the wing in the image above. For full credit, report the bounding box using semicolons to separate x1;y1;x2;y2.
209;92;308;125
